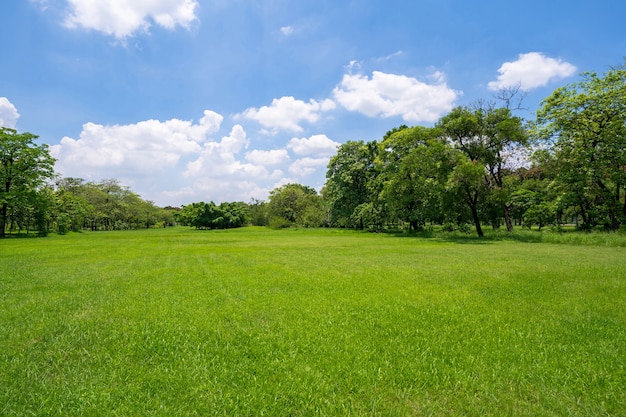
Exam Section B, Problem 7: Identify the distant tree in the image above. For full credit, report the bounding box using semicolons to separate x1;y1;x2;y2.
177;201;249;229
1;128;55;237
54;178;93;232
267;183;324;228
248;198;268;226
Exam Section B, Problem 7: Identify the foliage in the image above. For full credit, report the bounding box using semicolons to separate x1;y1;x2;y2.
177;201;249;229
0;128;55;237
378;127;458;230
534;61;626;230
437;104;529;232
325;140;379;228
267;183;325;228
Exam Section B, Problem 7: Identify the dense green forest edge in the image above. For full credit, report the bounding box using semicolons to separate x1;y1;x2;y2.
2;63;625;237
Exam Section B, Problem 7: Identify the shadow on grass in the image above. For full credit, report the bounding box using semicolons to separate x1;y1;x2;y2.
385;227;626;247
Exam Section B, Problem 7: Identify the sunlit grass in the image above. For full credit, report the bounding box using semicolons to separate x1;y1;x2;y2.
1;227;625;415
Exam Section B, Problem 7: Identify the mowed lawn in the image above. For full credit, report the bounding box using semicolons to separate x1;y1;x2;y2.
1;227;624;416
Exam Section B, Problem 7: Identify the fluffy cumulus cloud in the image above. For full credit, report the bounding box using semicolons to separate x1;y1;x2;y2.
50;110;223;179
245;149;290;165
333;70;460;123
289;157;329;177
238;96;336;134
63;0;198;39
288;134;340;156
0;97;20;129
488;52;577;91
181;125;290;202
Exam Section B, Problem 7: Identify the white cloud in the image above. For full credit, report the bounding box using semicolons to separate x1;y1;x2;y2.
280;25;294;36
333;70;460;123
245;149;290;165
183;124;253;178
289;157;330;177
238;96;336;134
50;110;222;179
63;0;198;39
47;110;331;205
488;52;577;91
180;125;291;203
288;134;340;156
0;97;20;129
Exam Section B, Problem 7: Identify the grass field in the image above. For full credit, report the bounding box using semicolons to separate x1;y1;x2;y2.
1;227;625;416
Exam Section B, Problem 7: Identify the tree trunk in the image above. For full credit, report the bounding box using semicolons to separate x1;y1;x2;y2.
470;204;484;237
0;203;6;238
504;204;513;232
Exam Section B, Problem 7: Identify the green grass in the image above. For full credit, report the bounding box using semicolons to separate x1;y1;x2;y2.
1;227;625;416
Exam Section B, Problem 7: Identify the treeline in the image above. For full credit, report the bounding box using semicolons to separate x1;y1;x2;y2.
2;62;624;237
263;64;626;235
0;174;177;236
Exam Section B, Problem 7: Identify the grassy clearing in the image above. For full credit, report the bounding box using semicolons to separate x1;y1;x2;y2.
1;227;625;416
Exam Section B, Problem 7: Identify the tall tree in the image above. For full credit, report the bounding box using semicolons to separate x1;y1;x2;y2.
0;128;55;237
325;140;379;228
446;158;490;237
438;104;528;232
534;62;626;230
377;126;458;230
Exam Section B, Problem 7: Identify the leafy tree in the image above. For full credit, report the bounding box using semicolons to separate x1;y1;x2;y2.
534;62;626;230
267;183;325;228
248;198;269;226
377;126;457;230
1;128;55;237
325;140;379;228
177;201;249;229
438;104;528;232
54;178;93;232
446;158;489;237
523;202;556;230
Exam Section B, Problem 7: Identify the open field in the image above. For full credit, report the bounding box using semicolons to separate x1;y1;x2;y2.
1;227;625;416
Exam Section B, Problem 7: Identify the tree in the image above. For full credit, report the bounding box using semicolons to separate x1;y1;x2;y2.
437;104;528;232
377;126;458;230
325;140;379;228
534;62;626;230
1;128;55;237
267;183;325;228
54;178;93;232
446;158;489;237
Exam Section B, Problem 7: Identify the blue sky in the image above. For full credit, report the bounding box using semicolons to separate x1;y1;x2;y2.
1;0;624;206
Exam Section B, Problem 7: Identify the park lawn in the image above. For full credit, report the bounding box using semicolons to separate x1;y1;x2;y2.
0;227;624;416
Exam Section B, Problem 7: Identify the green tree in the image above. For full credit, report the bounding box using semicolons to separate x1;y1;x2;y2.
325;140;379;228
534;62;626;230
446;158;489;237
1;128;55;237
54;178;93;232
438;104;528;232
377;126;457;230
267;183;324;228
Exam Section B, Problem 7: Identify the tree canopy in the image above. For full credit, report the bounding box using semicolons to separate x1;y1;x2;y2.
0;128;55;237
